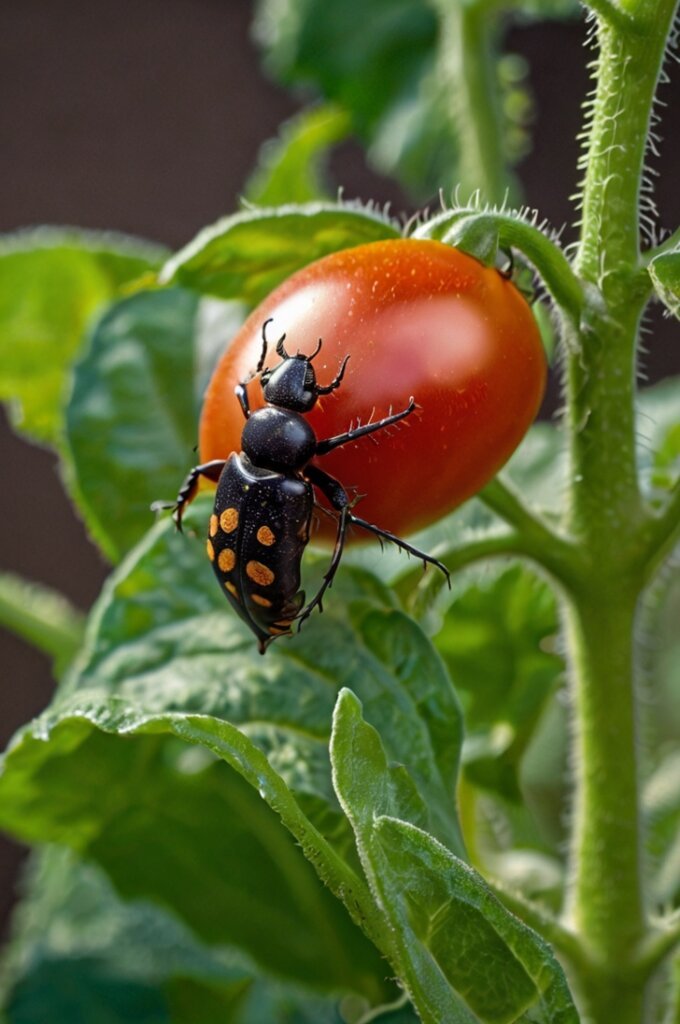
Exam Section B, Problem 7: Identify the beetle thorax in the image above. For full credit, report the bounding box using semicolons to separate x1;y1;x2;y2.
242;407;316;472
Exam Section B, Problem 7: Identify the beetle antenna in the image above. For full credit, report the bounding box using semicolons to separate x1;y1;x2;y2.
257;319;274;373
275;331;290;359
308;337;323;361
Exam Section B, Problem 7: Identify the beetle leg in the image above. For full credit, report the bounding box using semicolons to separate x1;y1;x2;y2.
235;382;251;419
296;504;351;630
151;459;226;532
315;354;350;395
347;513;450;584
315;397;417;455
306;463;450;586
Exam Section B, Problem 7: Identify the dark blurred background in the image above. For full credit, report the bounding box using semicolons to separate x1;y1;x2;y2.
1;0;679;937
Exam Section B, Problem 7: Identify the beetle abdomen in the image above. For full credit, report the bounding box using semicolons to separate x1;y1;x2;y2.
207;453;312;651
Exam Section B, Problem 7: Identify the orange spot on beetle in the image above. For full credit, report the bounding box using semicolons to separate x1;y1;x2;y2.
218;548;236;572
220;507;239;533
225;581;240;601
209;514;219;537
246;561;275;586
257;525;276;546
251;594;273;608
206;539;215;561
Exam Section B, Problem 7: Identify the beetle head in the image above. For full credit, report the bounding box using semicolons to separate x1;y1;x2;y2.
261;346;320;413
257;320;349;412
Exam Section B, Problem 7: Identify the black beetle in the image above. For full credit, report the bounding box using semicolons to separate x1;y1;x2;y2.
156;320;449;653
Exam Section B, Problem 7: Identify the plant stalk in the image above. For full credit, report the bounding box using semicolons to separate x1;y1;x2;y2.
563;0;679;1014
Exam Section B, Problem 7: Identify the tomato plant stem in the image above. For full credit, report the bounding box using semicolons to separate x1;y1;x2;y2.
563;590;644;945
564;0;679;1014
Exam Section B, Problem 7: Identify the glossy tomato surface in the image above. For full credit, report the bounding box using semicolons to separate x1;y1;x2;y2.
200;239;546;540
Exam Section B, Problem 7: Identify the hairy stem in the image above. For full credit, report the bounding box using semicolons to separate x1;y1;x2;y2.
563;0;679;1015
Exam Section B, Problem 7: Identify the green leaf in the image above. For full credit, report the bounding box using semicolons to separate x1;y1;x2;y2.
331;691;578;1023
434;565;562;802
158;202;400;301
252;0;576;202
65;288;201;562
2;847;253;1024
370;817;579;1024
244;105;351;205
0;506;463;999
253;0;442;200
648;249;680;318
0;229;166;447
0;710;386;1000
2;847;354;1024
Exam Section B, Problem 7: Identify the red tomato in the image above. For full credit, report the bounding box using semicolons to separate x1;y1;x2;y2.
200;239;546;540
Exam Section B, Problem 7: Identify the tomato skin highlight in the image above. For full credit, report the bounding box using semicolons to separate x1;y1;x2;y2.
200;239;546;540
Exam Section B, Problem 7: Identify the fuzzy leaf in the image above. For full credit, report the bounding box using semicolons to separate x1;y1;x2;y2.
0;505;463;999
0;229;165;447
159;203;400;301
331;691;578;1023
370;817;579;1024
1;848;253;1024
2;848;358;1024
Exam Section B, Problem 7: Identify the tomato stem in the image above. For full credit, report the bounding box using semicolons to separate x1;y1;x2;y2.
480;475;578;582
561;0;679;1016
414;209;585;329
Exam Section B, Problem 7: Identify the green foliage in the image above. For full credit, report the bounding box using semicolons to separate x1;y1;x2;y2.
330;690;579;1023
244;105;351;205
2;847;349;1024
0;495;465;1007
65;288;201;562
2;0;680;1019
252;0;576;202
648;249;680;319
253;0;446;200
436;566;562;802
0;230;165;448
159;202;400;301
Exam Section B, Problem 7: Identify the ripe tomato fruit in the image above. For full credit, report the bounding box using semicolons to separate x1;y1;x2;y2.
200;239;546;540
